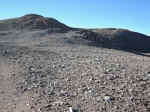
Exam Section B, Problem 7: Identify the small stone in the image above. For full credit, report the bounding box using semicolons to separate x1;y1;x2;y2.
26;103;30;106
29;67;35;72
69;107;73;112
104;95;113;103
52;100;64;106
72;91;77;97
96;96;101;102
147;73;150;77
116;63;120;66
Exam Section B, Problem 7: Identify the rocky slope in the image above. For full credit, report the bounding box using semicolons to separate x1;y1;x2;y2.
0;14;70;32
1;14;150;52
0;14;150;112
77;28;150;52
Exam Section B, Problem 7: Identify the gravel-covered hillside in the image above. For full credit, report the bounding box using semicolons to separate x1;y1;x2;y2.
1;14;150;112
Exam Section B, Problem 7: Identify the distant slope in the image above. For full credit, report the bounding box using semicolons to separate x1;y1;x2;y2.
0;14;150;53
76;28;150;52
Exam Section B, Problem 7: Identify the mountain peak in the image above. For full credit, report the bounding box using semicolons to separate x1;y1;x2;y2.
0;14;71;32
20;14;44;20
23;14;43;18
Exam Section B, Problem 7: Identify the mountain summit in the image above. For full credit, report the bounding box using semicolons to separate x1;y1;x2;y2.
0;14;70;32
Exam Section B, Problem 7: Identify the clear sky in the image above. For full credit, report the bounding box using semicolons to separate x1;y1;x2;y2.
0;0;150;35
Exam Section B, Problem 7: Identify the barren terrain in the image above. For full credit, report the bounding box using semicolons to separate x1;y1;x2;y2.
1;14;150;112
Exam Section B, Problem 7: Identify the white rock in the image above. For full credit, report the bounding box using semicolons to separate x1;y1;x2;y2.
69;107;73;112
104;96;112;102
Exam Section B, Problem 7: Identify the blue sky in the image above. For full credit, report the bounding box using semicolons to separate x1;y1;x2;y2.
0;0;150;35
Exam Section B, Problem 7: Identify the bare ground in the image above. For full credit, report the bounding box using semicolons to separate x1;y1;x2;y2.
0;30;150;112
